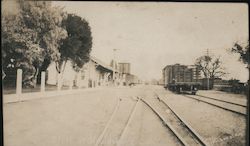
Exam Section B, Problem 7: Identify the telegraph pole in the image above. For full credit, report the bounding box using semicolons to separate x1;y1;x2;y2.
113;49;118;84
206;49;210;90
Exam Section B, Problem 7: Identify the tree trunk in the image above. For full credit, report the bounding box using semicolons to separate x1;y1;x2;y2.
59;60;68;86
210;77;214;89
37;58;51;84
23;67;39;88
61;60;67;77
31;67;39;88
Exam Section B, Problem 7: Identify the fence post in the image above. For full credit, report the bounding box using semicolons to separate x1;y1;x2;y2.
76;72;81;90
41;71;45;92
57;73;62;91
69;80;73;90
16;69;22;97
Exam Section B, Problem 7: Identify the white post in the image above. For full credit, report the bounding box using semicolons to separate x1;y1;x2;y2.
16;69;22;96
57;73;62;91
69;80;73;90
77;72;81;89
41;71;45;92
88;63;91;88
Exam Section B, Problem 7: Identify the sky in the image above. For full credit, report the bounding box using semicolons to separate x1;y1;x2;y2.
52;2;248;81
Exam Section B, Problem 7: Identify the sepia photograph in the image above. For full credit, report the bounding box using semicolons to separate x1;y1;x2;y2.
1;1;249;146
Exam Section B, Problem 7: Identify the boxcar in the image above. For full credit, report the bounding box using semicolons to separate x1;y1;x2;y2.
163;64;201;95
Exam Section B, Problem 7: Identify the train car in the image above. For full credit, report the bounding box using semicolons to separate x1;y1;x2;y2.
163;64;201;95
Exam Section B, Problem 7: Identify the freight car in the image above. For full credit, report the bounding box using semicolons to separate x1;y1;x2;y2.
163;64;201;95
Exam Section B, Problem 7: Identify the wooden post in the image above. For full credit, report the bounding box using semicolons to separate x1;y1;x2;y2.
77;72;81;89
69;80;73;90
16;69;22;97
41;71;45;92
57;73;61;91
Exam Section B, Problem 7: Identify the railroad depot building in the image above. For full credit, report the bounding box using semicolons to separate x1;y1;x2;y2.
118;63;141;85
46;56;123;88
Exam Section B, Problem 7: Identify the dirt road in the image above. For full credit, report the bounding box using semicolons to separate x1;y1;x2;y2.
3;85;247;146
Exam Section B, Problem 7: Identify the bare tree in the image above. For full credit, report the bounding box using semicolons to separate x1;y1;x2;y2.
195;54;226;88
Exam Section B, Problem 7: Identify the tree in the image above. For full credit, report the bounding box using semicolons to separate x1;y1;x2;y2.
2;1;67;87
56;13;92;74
231;41;249;96
231;41;249;68
231;41;250;146
195;54;226;88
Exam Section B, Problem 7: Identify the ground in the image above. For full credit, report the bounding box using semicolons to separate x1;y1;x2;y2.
3;85;247;146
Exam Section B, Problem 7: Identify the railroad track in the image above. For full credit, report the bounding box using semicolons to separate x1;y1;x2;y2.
116;97;140;146
94;96;140;146
196;94;247;108
141;94;210;146
182;94;247;116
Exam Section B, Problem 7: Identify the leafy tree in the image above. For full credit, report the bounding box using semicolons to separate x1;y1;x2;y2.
231;41;249;68
56;13;92;75
2;1;67;87
195;54;226;88
231;41;250;97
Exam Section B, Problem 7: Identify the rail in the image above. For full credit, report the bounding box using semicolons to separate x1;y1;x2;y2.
154;92;210;146
95;97;121;146
141;97;191;146
117;97;140;146
182;95;246;116
196;94;246;108
95;97;139;146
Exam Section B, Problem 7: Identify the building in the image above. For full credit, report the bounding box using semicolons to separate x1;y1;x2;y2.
109;60;124;86
118;63;140;85
118;63;130;74
47;56;121;88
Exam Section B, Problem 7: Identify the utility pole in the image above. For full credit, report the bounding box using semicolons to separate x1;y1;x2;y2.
113;49;118;85
206;49;210;90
